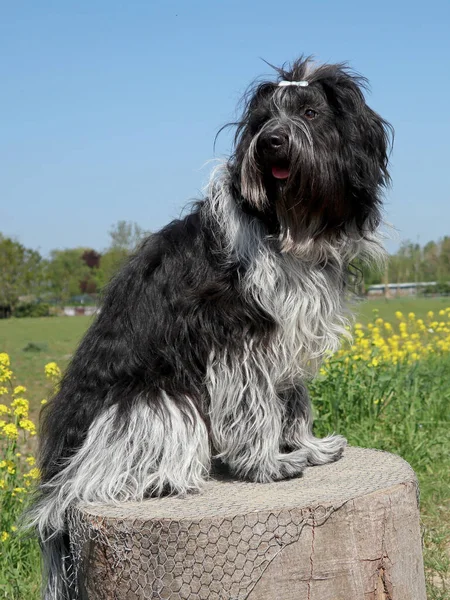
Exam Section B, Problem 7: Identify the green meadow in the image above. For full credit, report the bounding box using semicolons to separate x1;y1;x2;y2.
1;296;449;416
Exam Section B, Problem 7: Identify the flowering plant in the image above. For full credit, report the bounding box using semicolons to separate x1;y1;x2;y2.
0;354;59;555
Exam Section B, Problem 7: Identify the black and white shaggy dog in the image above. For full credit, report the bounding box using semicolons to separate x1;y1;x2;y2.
31;57;391;598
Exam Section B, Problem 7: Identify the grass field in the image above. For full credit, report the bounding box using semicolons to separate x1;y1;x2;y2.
356;295;450;322
0;316;92;419
0;296;449;416
0;296;449;598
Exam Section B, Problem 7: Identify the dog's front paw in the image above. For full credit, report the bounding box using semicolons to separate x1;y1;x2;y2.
305;434;347;466
242;448;309;483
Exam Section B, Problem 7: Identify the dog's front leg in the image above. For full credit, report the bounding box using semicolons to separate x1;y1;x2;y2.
208;358;311;482
280;381;346;466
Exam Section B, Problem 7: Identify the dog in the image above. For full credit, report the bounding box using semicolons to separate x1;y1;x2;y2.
31;56;391;598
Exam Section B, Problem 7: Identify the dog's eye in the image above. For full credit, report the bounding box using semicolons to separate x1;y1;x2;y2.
304;109;317;120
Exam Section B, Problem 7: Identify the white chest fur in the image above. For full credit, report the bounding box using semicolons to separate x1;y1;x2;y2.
243;245;351;381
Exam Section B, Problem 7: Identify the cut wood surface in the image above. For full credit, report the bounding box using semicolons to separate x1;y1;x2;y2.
68;447;426;599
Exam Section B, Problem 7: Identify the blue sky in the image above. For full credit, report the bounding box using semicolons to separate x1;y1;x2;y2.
1;0;449;255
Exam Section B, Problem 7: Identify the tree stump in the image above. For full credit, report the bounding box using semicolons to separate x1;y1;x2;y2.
68;447;426;599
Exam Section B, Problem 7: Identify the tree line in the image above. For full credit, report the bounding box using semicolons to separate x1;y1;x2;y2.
1;226;450;315
361;237;450;290
387;238;450;284
0;221;148;313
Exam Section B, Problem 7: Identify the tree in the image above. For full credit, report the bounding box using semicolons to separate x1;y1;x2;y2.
438;236;450;282
108;221;149;253
0;234;44;310
92;221;151;290
81;250;101;269
421;241;439;282
45;248;92;304
94;248;128;290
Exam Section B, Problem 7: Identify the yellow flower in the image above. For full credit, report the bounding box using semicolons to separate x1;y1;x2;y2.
0;480;5;489
0;404;11;415
11;398;29;409
0;461;6;469
10;526;17;532
41;399;48;405
45;362;61;379
24;467;40;480
0;386;8;396
7;466;15;475
26;456;36;466
14;406;28;418
13;385;27;395
0;368;12;382
0;353;10;367
2;423;18;439
18;419;37;435
395;311;404;320
427;311;434;319
408;312;415;319
1;531;10;542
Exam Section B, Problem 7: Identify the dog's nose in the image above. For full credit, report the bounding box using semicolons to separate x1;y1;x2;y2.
269;134;284;148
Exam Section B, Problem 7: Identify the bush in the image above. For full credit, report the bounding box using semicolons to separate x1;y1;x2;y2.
22;342;49;353
436;281;450;295
13;303;51;318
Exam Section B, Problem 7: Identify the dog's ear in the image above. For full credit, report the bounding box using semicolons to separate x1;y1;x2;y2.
324;70;392;190
350;88;392;192
317;69;393;231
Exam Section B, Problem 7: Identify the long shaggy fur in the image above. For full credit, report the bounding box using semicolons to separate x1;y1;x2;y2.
29;56;392;598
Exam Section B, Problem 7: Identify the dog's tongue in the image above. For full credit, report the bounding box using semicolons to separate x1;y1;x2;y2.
272;166;290;180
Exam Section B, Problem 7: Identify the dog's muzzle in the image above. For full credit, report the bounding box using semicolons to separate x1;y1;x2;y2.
258;129;291;180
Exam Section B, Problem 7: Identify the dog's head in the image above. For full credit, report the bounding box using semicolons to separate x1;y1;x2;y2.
228;57;392;249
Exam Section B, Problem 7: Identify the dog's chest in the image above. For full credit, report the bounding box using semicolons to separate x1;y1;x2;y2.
245;251;349;375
